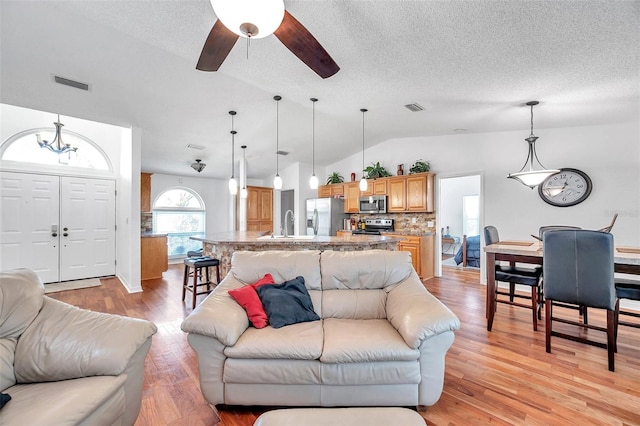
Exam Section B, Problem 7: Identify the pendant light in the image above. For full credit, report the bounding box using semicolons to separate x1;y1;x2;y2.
228;110;238;195
309;97;319;190
273;95;283;190
507;101;559;188
240;145;248;198
35;114;78;155
359;108;368;192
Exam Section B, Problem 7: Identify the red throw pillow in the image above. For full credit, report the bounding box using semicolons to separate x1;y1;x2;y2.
228;274;275;328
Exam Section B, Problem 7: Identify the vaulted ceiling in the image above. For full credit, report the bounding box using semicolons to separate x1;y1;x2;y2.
1;1;638;179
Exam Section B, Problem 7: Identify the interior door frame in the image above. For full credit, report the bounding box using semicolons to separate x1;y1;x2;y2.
435;171;484;280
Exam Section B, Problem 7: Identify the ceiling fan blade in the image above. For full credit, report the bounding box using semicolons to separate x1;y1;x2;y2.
196;20;239;71
274;11;340;79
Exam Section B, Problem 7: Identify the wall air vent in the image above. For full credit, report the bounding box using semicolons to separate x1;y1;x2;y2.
54;75;90;91
276;150;289;156
404;103;424;112
186;144;205;150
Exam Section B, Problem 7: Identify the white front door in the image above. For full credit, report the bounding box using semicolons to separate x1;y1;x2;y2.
0;172;60;283
0;172;116;283
60;177;116;281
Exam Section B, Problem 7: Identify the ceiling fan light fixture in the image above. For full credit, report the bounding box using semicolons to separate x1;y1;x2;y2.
210;0;284;39
507;101;559;189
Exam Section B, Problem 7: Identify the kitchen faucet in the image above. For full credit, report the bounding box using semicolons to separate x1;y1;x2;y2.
283;209;294;237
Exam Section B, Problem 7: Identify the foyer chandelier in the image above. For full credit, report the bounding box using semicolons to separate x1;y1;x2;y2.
507;101;559;188
35;114;78;155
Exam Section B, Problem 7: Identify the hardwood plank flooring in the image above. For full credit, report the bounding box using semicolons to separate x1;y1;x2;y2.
50;265;640;425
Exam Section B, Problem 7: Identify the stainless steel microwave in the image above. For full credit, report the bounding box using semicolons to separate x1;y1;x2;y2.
359;195;387;214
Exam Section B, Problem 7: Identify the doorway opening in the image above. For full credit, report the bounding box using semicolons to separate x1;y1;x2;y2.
437;174;482;276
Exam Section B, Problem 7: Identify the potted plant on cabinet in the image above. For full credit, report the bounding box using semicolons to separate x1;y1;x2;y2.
364;162;392;179
409;159;430;174
326;172;344;184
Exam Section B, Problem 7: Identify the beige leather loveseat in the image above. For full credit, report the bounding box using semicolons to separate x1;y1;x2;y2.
182;250;460;408
0;269;157;425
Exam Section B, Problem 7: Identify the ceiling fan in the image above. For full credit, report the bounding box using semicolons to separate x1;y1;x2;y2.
197;0;340;79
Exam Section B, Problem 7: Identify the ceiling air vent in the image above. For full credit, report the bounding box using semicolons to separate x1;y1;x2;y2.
186;144;205;150
276;150;289;156
404;103;424;112
54;75;90;91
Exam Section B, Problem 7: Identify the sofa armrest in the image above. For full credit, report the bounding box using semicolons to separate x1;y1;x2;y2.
386;273;460;349
181;274;250;346
14;297;157;383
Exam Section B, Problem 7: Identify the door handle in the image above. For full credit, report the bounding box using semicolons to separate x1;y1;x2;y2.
52;233;58;237
63;227;68;231
63;233;69;237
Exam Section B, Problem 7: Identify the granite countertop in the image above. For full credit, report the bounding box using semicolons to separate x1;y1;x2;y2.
141;233;168;238
192;231;400;245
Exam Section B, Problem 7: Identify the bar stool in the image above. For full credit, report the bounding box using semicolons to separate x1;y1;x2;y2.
183;257;220;309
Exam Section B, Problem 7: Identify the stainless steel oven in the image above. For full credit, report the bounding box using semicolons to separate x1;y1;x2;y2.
359;195;387;214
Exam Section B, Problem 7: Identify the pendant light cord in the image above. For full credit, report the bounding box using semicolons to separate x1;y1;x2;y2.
530;103;535;137
361;108;368;177
311;98;317;174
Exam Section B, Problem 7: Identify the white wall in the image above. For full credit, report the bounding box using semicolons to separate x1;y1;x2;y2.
149;173;232;235
275;161;318;235
323;121;640;247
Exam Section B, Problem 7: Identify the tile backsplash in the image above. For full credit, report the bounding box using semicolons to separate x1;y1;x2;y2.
141;212;153;233
350;213;436;234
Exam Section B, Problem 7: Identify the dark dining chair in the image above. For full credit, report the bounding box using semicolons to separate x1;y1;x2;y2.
484;226;543;331
543;229;617;372
615;278;640;330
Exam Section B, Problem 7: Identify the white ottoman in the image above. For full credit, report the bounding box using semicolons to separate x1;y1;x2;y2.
254;407;425;426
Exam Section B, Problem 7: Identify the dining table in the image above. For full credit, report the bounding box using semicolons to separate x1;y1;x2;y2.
484;241;640;331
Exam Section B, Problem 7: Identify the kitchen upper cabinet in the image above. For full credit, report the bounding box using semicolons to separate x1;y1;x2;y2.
247;186;273;232
344;182;360;213
387;173;435;213
140;172;152;212
318;184;344;198
360;179;388;196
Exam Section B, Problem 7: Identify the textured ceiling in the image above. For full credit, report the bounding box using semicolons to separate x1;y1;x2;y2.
1;1;638;180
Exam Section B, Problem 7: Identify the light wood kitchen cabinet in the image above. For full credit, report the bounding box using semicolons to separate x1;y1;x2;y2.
247;186;273;232
140;172;152;212
141;235;168;280
360;179;388;196
386;233;434;280
387;173;435;213
318;184;344;198
344;182;360;213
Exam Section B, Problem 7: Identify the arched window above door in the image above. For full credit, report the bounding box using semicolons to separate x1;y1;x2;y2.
153;187;206;258
1;128;111;171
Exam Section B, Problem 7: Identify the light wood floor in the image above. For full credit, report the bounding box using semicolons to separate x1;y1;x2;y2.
50;265;640;426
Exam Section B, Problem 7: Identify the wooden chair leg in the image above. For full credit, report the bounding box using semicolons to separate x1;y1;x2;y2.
509;282;515;302
614;298;620;353
545;299;552;353
182;265;189;302
531;286;538;331
488;289;497;331
192;266;198;309
607;308;616;372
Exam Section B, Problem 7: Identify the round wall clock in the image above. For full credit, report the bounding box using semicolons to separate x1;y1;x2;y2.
538;168;592;207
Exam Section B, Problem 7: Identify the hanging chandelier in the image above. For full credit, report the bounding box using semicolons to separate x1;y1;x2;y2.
35;114;78;155
507;101;559;188
273;95;283;190
191;159;206;173
359;108;368;192
228;111;238;195
309;97;319;190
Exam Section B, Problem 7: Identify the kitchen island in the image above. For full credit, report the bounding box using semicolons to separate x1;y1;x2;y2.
191;232;400;279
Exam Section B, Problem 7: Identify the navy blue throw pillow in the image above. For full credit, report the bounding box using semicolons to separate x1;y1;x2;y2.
0;392;11;409
256;276;320;329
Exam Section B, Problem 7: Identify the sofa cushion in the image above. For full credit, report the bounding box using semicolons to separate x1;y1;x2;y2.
321;318;420;363
320;361;420;385
1;375;126;425
320;250;413;290
224;320;323;360
224;359;321;384
231;251;322;290
257;277;320;329
321;289;387;320
228;274;276;328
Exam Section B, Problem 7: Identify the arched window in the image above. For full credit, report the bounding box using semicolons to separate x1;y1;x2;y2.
153;187;205;258
1;128;111;171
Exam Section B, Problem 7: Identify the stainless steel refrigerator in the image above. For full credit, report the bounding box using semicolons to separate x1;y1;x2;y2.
306;198;348;236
